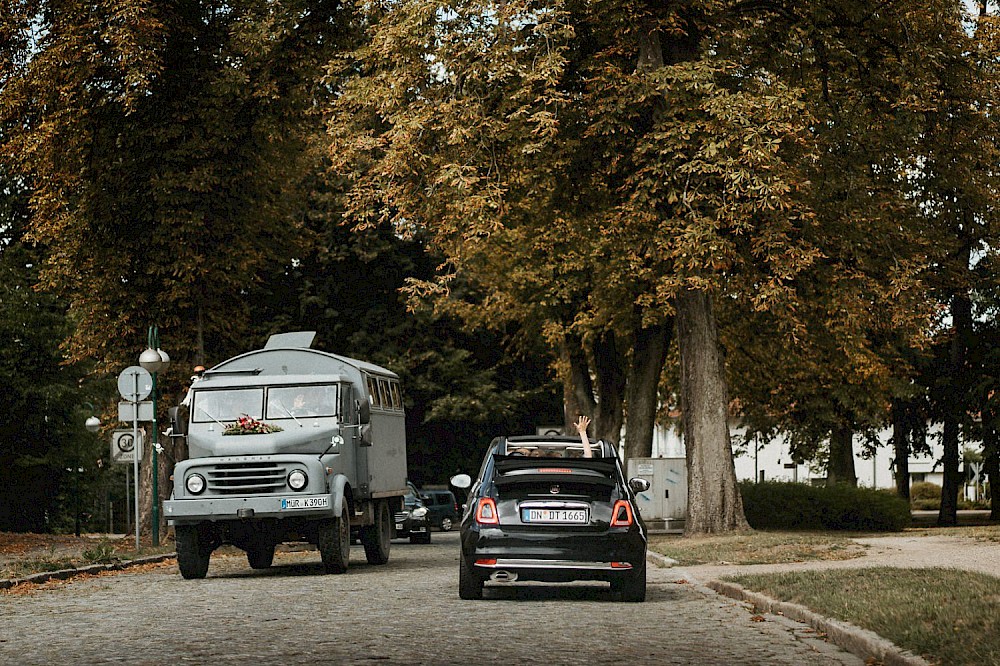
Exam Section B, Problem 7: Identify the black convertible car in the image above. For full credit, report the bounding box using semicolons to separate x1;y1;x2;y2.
451;435;650;602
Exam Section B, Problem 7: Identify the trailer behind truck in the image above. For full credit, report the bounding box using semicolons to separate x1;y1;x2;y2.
163;332;407;578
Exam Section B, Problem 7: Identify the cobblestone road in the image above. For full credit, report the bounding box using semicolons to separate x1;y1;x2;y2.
0;531;862;665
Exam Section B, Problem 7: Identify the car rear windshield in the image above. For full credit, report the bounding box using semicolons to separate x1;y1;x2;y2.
491;456;617;502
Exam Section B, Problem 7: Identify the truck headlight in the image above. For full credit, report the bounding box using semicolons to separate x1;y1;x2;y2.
287;469;308;491
186;473;206;495
412;506;428;518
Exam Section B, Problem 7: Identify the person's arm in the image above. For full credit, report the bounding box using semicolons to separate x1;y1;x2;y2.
574;415;592;458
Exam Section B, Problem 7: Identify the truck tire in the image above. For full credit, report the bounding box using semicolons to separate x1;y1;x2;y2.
175;524;211;579
458;555;483;600
318;505;351;574
361;500;392;565
246;541;275;570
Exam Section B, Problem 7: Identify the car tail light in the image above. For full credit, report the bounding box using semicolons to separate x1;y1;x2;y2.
475;498;499;525
538;468;572;474
610;500;633;527
610;561;633;569
475;558;497;566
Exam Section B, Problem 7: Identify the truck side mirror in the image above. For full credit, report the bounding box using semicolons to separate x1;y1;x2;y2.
356;397;371;425
169;406;188;438
360;423;373;447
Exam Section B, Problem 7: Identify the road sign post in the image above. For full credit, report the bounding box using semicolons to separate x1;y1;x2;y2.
118;365;152;549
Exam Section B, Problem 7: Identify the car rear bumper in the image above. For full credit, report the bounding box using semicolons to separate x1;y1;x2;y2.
461;526;646;582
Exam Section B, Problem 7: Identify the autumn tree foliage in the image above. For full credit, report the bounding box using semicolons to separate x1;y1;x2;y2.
0;0;355;534
328;0;843;533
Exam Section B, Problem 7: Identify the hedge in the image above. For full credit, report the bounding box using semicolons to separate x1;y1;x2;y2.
739;481;911;531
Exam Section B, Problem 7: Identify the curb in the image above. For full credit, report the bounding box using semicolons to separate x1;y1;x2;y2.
0;553;176;590
704;579;930;666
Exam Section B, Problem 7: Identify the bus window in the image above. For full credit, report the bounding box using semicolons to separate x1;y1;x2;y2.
367;376;381;408
377;379;391;410
390;381;403;411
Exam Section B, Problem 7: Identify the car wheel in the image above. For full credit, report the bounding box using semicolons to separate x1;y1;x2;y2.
175;524;212;579
611;560;646;602
318;504;351;574
361;499;392;565
439;517;453;532
246;541;275;570
458;555;483;600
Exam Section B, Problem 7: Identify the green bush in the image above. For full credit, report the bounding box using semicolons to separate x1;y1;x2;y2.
739;481;911;531
910;481;942;501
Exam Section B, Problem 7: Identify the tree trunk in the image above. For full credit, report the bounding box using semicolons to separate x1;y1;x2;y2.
939;289;972;527
984;425;1000;521
566;333;597;432
891;401;910;500
561;336;592;434
677;288;749;534
623;312;672;460
592;330;626;447
827;423;857;486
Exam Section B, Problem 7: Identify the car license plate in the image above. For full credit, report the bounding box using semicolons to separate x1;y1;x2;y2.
280;496;329;510
395;523;403;531
522;508;588;524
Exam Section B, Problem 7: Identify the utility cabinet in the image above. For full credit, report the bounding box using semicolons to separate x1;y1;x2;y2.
627;457;687;533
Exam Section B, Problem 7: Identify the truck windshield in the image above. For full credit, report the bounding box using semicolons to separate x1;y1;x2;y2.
192;388;264;423
266;385;339;419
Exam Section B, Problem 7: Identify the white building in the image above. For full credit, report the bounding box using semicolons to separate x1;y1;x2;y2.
648;421;961;490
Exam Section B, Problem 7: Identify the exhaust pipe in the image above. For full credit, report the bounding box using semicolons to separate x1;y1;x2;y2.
490;571;518;583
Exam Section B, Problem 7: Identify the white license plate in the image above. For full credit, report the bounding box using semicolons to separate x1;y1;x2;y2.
522;508;588;523
395;523;403;531
280;496;329;510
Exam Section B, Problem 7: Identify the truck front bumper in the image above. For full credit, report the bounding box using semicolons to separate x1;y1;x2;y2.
164;494;336;525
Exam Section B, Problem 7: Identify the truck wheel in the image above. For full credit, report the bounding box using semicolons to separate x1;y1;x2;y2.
458;555;483;600
610;560;646;602
440;517;453;532
175;524;212;579
246;542;275;570
361;500;392;565
318;505;351;574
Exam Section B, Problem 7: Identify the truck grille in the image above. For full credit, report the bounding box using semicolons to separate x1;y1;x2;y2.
207;462;287;495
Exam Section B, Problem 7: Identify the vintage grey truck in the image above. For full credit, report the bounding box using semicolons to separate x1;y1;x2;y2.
163;332;407;578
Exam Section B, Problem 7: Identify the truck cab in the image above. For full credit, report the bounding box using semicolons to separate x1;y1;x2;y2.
164;332;407;578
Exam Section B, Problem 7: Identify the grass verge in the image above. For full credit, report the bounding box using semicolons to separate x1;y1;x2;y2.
0;537;174;580
727;568;1000;666
647;531;867;566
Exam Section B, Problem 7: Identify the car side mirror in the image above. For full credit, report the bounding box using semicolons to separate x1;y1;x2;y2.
450;473;472;489
628;477;651;493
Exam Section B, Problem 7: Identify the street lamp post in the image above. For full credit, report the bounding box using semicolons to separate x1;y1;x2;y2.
139;326;169;547
80;408;101;538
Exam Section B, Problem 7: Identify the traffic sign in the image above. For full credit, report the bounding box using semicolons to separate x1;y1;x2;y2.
119;400;154;422
111;429;144;464
118;366;153;402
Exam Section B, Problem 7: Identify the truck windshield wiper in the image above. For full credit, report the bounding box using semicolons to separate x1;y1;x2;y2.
271;402;303;427
195;406;227;428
